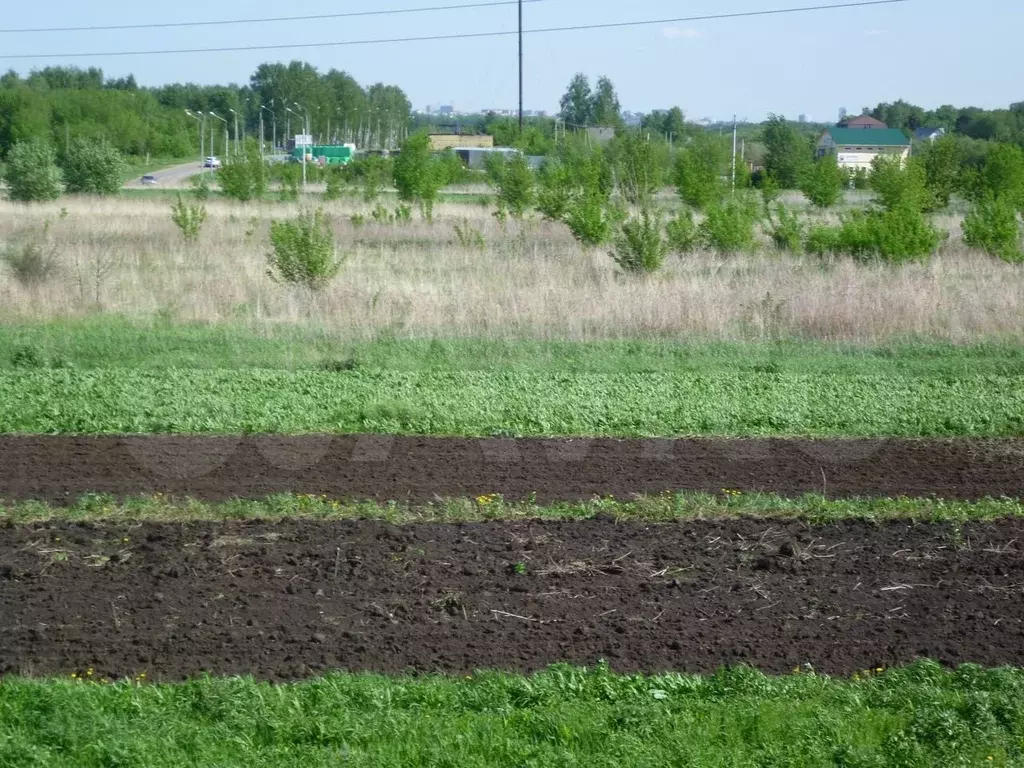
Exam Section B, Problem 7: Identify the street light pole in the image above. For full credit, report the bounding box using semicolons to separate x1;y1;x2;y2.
229;108;239;157
209;111;228;164
185;110;203;171
518;0;523;133
294;102;309;192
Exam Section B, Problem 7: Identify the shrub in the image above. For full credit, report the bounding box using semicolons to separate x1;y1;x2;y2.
804;224;843;255
535;159;574;221
266;208;341;290
766;202;804;252
800;155;846;209
453;220;486;249
804;206;939;263
189;174;212;200
699;196;760;253
393;204;412;223
919;135;963;210
494;153;535;220
343;155;391;203
665;209;699;253
674;132;727;209
61;138;125;196
394;133;446;221
612;130;668;205
278;164;300;202
2;138;62;202
972;143;1024;211
323;166;344;201
564;193;619;247
848;167;870;190
1;221;59;285
963;197;1023;263
217;141;267;202
870;156;931;213
612;207;667;273
170;193;208;244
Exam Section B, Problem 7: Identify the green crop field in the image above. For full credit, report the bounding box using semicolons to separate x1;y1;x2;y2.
1;662;1020;767
1;366;1021;436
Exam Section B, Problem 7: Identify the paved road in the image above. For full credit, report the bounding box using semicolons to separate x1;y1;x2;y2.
123;161;213;189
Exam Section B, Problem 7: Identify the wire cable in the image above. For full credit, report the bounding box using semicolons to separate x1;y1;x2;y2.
0;0;548;34
0;0;910;60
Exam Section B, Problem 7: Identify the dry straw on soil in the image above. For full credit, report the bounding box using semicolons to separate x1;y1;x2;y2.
1;197;1022;342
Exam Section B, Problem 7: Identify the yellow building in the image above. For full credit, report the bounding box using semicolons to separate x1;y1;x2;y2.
428;134;494;151
816;127;911;170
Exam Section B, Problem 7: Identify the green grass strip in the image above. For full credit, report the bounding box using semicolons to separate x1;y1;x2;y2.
3;318;1024;375
1;661;1020;767
1;367;1022;436
4;492;1022;526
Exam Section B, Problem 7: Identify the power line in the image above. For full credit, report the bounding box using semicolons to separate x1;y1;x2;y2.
0;1;910;60
0;0;547;34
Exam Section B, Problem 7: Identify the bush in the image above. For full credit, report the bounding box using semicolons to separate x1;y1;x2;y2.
266;208;341;290
963;197;1023;263
189;174;212;200
278;164;300;202
343;155;392;203
565;193;619;247
612;207;667;273
170;193;207;244
972;143;1024;211
674;132;727;209
323;166;344;201
217;141;267;202
612;130;668;205
800;155;846;208
848;167;870;190
804;223;842;255
1;221;59;285
535;159;574;221
61;138;125;196
804;205;939;263
766;202;804;252
919;135;963;210
3;138;62;202
495;153;535;220
665;209;699;253
699;196;760;253
870;156;931;213
394;133;446;221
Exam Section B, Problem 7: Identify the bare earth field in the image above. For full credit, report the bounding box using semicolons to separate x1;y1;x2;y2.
1;436;1023;504
2;516;1022;680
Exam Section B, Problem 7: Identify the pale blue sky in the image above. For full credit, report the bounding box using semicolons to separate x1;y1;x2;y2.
0;0;1017;120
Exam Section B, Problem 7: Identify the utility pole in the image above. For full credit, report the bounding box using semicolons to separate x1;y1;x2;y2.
518;0;523;133
185;110;203;170
229;108;239;157
731;114;738;193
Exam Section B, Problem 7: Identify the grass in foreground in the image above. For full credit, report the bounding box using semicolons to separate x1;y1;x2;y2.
1;366;1021;436
3;492;1022;526
1;661;1020;767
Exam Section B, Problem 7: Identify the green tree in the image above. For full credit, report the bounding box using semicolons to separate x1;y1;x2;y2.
590;76;621;127
61;137;125;195
974;143;1024;210
762;115;812;188
612;207;666;273
919;134;964;210
963;197;1022;262
267;208;341;290
674;132;728;209
495;153;535;220
217;140;268;202
559;73;593;128
612;131;668;205
393;133;445;221
800;155;846;208
870;156;932;213
2;138;62;201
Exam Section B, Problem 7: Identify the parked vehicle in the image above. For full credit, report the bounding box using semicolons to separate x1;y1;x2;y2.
203;156;222;169
141;175;158;185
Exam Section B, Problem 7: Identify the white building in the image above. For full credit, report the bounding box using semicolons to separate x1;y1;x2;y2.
817;127;911;171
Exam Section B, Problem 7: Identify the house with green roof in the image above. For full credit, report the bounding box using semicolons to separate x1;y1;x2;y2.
816;127;911;170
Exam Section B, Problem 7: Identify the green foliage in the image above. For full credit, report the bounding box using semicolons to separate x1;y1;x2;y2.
266;208;341;290
972;143;1024;210
699;195;760;253
612;207;667;273
394;133;445;221
61;137;125;196
963;197;1023;262
848;167;871;190
766;202;804;252
673;132;727;209
762;114;812;188
558;72;594;128
2;138;62;202
665;209;699;253
919;135;964;210
535;159;573;221
1;364;1022;436
169;193;207;244
188;174;211;200
611;131;668;205
565;192;619;247
343;155;391;203
799;155;846;208
1;221;59;285
494;153;535;220
323;165;344;201
453;220;486;249
216;140;267;202
804;224;842;255
871;156;933;213
277;164;300;202
805;206;940;263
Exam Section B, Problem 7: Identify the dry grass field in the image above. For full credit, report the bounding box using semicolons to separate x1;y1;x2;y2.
1;197;1021;342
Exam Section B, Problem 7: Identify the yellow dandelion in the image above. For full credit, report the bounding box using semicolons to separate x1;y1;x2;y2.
875;667;884;673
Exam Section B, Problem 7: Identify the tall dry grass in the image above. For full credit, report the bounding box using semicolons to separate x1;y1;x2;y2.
0;197;1022;343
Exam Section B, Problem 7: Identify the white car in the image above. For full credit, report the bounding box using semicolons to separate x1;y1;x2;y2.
203;156;222;169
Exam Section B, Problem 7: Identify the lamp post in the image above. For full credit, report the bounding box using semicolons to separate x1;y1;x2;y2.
260;103;275;156
209;111;228;163
292;102;310;191
184;110;204;171
228;108;240;157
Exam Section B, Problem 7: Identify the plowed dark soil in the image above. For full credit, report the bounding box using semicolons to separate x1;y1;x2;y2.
1;436;1023;504
2;518;1023;680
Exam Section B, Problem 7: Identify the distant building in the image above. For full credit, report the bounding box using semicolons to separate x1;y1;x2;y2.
428;134;494;151
799;114;807;123
817;127;910;170
586;126;616;145
913;127;946;142
838;114;888;130
438;105;454;116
